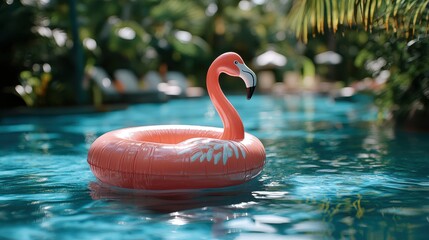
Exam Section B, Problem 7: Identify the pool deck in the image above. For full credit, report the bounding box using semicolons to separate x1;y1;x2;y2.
0;104;129;117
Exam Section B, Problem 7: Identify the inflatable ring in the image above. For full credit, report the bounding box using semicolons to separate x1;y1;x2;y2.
88;52;266;190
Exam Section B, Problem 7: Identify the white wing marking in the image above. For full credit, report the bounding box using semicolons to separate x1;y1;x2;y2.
213;144;223;150
191;151;202;162
230;143;239;158
179;138;247;165
207;148;213;161
222;145;228;165
240;145;246;159
200;153;206;162
214;152;222;165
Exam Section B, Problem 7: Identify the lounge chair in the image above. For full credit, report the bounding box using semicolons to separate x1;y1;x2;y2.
89;67;167;104
142;70;205;98
113;69;144;93
113;69;168;103
166;71;205;98
89;66;122;104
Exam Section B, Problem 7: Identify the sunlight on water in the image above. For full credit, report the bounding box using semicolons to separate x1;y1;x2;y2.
1;94;428;239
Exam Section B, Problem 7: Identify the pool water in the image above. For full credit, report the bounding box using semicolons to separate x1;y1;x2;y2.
1;94;428;240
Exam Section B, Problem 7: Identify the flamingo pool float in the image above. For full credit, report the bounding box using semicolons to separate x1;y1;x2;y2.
87;52;266;190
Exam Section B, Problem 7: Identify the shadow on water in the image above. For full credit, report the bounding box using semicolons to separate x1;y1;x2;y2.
88;178;263;213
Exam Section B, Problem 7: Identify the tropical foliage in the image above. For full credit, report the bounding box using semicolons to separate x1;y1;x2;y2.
1;0;295;107
285;0;429;127
285;0;429;43
1;0;428;129
0;1;76;107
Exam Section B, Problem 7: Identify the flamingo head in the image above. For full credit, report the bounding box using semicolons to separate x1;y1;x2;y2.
217;52;257;99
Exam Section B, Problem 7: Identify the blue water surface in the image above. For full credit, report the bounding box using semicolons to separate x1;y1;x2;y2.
1;94;428;240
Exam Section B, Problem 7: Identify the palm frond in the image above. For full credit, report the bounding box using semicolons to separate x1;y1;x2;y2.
285;0;429;42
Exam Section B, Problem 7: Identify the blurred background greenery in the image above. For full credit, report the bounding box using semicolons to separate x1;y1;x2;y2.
1;0;428;129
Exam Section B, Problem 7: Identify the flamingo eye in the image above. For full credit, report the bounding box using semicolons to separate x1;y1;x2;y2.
234;60;239;64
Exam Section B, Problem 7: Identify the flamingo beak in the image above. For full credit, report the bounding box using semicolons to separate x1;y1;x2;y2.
246;86;256;100
237;63;257;100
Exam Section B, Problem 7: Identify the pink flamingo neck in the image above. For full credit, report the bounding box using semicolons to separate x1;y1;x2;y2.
207;60;245;141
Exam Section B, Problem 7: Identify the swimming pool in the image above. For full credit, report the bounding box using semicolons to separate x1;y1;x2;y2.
1;94;428;239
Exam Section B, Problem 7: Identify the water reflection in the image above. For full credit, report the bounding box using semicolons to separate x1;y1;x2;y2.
88;179;261;213
1;95;429;239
